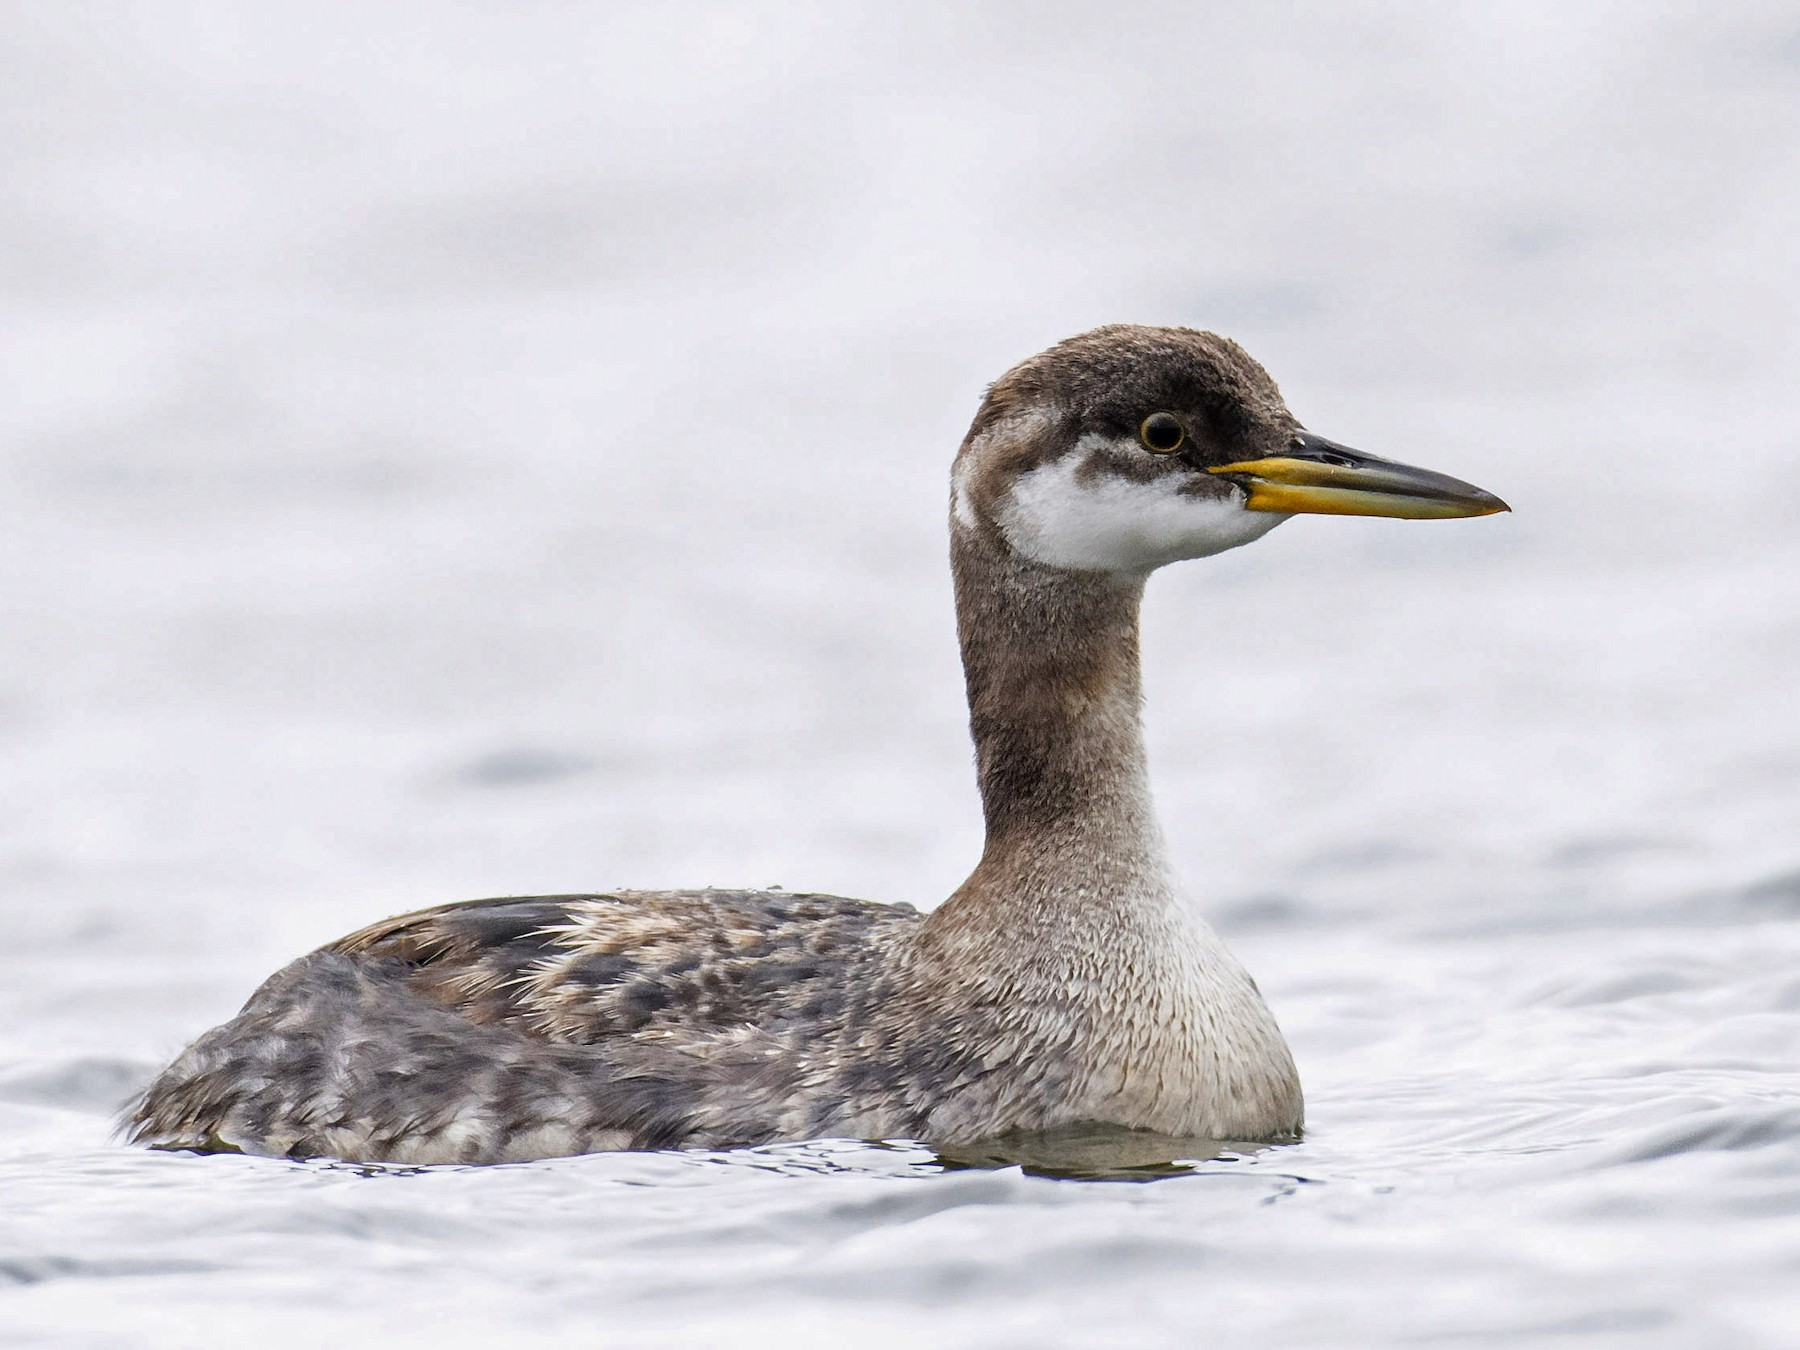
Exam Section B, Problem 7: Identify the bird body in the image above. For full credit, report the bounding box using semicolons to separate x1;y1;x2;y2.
127;325;1504;1164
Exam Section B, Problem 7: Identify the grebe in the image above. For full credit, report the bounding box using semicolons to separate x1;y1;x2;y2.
127;325;1506;1164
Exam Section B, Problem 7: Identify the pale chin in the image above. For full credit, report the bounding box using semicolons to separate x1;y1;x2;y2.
996;457;1289;574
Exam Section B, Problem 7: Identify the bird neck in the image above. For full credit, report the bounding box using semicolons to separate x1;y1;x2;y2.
946;524;1170;899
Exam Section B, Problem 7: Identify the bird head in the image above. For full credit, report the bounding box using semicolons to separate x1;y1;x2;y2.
951;325;1507;576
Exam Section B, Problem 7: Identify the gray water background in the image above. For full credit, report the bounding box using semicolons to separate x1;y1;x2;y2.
2;3;1798;1345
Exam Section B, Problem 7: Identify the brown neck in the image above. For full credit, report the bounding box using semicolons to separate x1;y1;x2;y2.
949;523;1166;883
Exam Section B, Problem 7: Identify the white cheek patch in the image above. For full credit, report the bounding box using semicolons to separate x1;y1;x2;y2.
950;454;980;531
998;449;1289;574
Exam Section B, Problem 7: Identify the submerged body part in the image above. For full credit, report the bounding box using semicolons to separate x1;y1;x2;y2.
128;325;1506;1164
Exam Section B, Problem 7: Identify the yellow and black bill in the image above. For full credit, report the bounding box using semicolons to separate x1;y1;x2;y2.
1209;432;1510;519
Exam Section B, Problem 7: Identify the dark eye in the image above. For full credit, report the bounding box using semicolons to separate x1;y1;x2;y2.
1138;412;1186;454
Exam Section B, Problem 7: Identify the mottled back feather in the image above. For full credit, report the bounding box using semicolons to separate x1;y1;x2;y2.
128;890;930;1162
331;890;922;1043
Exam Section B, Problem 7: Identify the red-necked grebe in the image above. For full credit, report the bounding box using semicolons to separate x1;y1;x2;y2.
127;325;1507;1164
